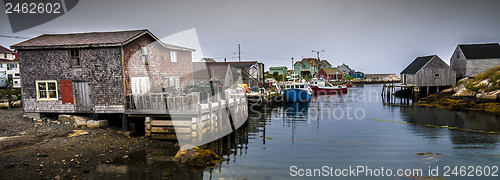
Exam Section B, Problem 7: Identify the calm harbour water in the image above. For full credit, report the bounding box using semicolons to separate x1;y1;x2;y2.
95;84;500;179
205;84;500;179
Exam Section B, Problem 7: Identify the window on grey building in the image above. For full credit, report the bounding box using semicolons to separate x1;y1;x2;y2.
435;74;440;78
141;47;148;64
70;49;80;67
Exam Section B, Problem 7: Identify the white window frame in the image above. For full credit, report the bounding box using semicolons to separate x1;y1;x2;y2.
171;51;177;62
36;80;58;101
141;47;148;64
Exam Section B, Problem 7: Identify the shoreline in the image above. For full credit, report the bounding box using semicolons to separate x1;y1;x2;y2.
416;92;500;113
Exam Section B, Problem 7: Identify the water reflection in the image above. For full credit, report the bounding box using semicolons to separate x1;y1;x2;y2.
400;107;500;149
89;84;500;179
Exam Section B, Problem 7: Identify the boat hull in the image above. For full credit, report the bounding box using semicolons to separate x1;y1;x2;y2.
284;89;311;102
311;85;348;95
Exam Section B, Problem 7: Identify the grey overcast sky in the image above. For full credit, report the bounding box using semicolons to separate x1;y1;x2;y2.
1;0;500;73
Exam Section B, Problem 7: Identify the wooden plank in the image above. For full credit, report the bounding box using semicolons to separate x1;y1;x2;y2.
150;120;192;127
150;127;191;134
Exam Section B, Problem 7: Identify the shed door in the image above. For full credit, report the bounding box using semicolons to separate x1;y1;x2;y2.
74;82;93;112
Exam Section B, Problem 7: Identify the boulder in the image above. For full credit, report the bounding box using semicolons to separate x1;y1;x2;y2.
73;116;91;127
86;120;108;128
453;77;469;93
74;119;87;127
441;88;453;93
452;88;476;97
59;115;74;122
173;145;222;166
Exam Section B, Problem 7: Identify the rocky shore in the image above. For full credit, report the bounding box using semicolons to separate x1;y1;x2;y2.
0;108;219;179
417;66;500;113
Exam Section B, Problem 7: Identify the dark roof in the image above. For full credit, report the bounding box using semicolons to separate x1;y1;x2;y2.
193;61;260;80
11;29;195;51
321;60;332;66
0;45;14;53
401;55;435;74
458;43;500;59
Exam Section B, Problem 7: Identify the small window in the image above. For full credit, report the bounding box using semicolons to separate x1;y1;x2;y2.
141;47;148;64
14;73;20;77
171;51;177;62
456;54;459;58
300;85;305;88
36;80;58;100
7;64;16;70
3;53;7;58
70;49;80;67
435;74;440;78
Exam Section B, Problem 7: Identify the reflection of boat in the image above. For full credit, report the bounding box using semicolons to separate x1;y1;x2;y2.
284;101;310;112
283;82;312;102
311;79;347;94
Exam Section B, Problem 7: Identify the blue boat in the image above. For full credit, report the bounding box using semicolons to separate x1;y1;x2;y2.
283;83;312;102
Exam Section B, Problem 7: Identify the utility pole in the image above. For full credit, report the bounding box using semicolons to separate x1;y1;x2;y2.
238;44;241;62
312;50;325;73
312;50;324;62
291;57;294;83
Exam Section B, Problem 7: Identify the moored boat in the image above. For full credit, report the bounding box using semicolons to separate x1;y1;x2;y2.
311;79;348;94
283;82;312;102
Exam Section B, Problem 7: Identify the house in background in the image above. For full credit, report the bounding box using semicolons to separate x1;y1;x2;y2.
269;66;288;75
193;61;264;88
316;67;343;80
0;45;20;88
400;55;455;89
320;60;332;69
450;43;500;80
293;58;333;77
12;29;194;118
338;63;365;79
337;63;352;75
349;71;365;79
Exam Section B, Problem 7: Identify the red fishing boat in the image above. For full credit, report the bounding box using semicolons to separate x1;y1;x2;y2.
311;79;348;94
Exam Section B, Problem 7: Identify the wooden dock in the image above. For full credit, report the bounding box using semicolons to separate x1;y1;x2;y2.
125;90;248;145
382;83;417;106
246;88;283;105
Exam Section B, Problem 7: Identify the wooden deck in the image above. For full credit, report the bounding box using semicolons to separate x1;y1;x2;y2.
125;91;248;145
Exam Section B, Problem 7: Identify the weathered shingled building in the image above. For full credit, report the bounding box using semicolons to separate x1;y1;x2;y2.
401;55;456;87
11;29;194;117
450;43;500;79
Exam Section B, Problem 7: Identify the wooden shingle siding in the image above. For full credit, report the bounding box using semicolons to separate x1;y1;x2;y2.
14;29;194;114
19;47;125;113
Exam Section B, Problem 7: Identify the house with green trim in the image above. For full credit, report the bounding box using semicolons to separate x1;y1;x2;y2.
269;66;288;75
293;58;333;77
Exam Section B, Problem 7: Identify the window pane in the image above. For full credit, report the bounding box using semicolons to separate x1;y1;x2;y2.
38;82;46;91
39;90;47;99
49;90;57;99
47;82;56;91
171;51;177;62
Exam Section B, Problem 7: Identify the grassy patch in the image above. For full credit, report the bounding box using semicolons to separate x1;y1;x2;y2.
465;65;500;92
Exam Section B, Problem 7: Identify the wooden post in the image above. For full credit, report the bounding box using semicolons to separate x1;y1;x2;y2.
121;114;129;131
